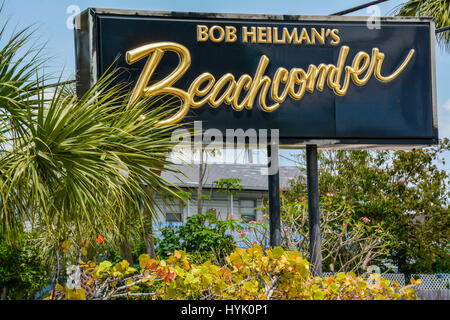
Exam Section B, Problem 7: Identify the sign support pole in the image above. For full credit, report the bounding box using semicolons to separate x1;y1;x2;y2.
306;144;322;277
267;141;281;247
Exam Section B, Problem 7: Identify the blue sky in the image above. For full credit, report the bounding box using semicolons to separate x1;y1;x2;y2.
2;0;449;168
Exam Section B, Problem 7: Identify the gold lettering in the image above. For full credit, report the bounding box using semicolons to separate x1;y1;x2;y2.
244;55;278;111
126;42;191;126
225;26;237;42
374;49;415;82
197;25;209;42
305;64;336;92
272;67;290;102
188;73;215;107
311;28;325;45
243;26;257;43
329;45;350;95
209;25;225;42
231;75;252;111
208;73;236;106
126;42;415;125
330;29;340;45
350;51;371;85
273;27;284;44
297;28;311;44
257;27;267;43
288;68;307;99
283;27;298;44
267;27;272;43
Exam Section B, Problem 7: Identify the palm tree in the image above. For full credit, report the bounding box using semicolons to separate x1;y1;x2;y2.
396;0;450;50
0;9;185;297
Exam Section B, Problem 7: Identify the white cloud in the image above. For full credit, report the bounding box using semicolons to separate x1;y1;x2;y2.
443;99;450;112
439;99;450;139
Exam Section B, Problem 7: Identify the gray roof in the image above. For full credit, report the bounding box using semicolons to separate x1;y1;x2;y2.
162;163;302;191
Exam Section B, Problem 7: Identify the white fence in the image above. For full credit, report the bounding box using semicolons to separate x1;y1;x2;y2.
323;272;449;300
322;272;450;290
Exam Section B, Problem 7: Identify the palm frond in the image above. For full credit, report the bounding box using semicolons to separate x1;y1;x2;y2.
395;0;450;50
1;67;187;245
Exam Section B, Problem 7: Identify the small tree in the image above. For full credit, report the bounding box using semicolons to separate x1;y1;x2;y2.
286;139;450;274
237;195;390;273
213;178;243;220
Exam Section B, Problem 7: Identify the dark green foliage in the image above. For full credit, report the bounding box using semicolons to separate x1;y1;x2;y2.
213;178;244;196
0;232;50;299
155;212;239;264
286;139;450;274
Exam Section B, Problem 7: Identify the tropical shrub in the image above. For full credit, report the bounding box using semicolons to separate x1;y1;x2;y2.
212;178;243;219
47;245;420;300
236;195;390;273
0;232;50;299
285;141;450;274
156;212;239;264
0;10;186;298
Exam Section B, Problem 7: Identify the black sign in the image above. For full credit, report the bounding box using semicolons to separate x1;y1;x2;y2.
74;9;438;147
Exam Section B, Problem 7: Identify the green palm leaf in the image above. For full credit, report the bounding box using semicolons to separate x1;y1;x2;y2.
396;0;450;50
0;8;187;248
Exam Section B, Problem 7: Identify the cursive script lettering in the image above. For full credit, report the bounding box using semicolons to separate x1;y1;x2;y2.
126;42;415;125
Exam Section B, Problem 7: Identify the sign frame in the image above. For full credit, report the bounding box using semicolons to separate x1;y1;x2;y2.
74;8;439;149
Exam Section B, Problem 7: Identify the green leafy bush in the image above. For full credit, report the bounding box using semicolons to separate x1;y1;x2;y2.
285;141;450;274
156;212;239;264
236;194;389;273
0;233;50;299
48;246;420;300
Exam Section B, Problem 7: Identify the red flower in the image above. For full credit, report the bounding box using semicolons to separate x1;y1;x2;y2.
157;268;166;278
96;234;104;244
146;260;158;270
162;268;177;281
167;268;177;281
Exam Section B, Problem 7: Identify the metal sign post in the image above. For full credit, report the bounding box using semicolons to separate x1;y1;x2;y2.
267;140;281;247
267;142;322;278
306;144;322;276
